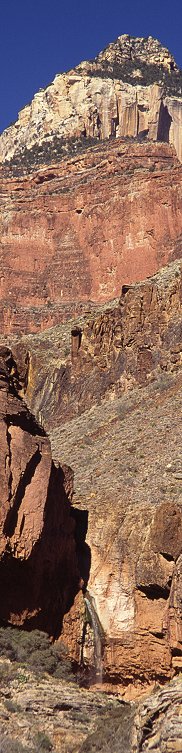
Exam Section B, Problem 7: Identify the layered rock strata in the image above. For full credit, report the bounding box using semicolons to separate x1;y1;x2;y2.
1;35;182;163
3;260;182;688
1;659;182;753
0;346;79;635
9;258;182;427
0;139;182;334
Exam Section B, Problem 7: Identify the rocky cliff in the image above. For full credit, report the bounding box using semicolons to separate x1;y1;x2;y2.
1;35;182;164
1;35;182;337
0;30;182;740
0;345;80;636
0;139;182;334
2;259;182;692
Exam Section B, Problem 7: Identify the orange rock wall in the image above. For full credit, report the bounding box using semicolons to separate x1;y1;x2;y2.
1;140;182;334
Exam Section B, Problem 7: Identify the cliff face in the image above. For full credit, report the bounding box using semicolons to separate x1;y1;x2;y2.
0;139;182;334
0;346;79;635
1;31;182;704
1;35;182;164
3;260;182;690
0;34;182;337
9;258;182;425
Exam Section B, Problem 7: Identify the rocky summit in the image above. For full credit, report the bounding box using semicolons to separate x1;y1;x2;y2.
0;33;182;753
1;34;182;165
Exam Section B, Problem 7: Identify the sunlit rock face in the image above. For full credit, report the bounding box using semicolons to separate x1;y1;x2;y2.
0;139;182;334
0;35;182;336
0;34;182;163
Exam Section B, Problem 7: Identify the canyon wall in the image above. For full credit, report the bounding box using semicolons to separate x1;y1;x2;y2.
9;258;182;426
0;32;182;695
3;259;182;689
0;345;80;636
0;139;182;334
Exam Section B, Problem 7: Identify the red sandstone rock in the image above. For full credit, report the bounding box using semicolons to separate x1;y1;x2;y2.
0;140;182;334
4;259;182;689
0;346;79;635
10;257;182;429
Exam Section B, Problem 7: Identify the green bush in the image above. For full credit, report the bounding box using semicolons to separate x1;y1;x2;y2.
33;733;52;752
0;660;17;684
4;699;21;713
0;627;74;681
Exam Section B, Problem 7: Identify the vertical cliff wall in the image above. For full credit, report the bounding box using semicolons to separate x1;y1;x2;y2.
0;346;80;636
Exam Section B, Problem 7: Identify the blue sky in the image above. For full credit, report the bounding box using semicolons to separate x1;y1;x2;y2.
1;0;182;133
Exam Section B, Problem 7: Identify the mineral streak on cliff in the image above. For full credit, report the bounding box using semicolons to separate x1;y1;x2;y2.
1;34;182;165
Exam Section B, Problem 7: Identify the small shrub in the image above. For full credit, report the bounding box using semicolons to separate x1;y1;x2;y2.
4;699;21;713
33;732;52;752
0;627;74;681
64;346;70;357
0;661;17;685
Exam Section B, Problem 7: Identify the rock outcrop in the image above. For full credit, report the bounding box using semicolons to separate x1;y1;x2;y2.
3;260;182;690
0;648;182;752
1;29;182;714
0;139;182;334
9;258;182;427
1;35;182;164
0;345;79;635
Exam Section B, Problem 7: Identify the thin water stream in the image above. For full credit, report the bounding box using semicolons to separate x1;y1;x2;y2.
83;589;104;683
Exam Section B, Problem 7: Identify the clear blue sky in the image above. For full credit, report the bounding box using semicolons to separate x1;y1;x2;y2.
1;0;182;134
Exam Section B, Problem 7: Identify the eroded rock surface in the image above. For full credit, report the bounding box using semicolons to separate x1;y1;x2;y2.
0;346;79;635
3;260;182;689
0;140;182;333
9;258;182;427
1;35;182;163
0;659;181;753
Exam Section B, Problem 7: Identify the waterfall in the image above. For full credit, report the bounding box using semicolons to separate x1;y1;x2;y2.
83;590;104;683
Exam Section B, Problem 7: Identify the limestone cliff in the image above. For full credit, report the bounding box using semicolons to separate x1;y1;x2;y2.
1;34;182;165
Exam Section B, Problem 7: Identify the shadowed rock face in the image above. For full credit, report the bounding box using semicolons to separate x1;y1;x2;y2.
0;140;182;334
0;346;80;636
